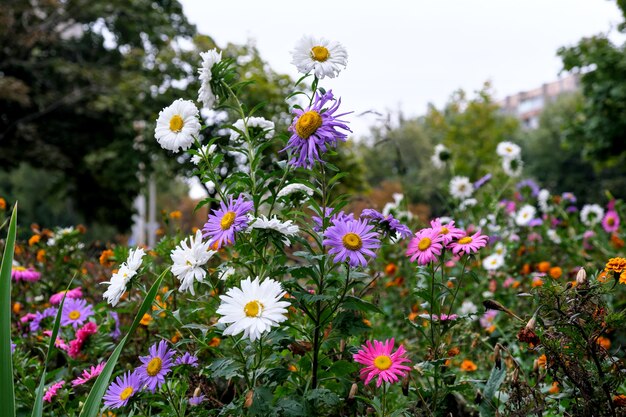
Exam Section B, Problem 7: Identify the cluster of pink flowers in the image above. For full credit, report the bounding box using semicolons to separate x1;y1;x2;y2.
43;381;64;402
49;287;83;305
11;266;41;282
406;219;488;265
67;321;98;359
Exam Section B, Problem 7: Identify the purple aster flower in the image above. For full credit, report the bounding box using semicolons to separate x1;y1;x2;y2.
473;174;492;190
11;266;41;282
561;192;576;203
61;298;94;329
103;370;143;409
312;207;355;232
175;352;199;367
516;179;540;197
30;307;57;333
202;194;254;249
602;210;620;233
360;209;412;238
109;312;121;340
527;218;543;227
323;218;380;268
406;228;444;265
282;90;351;168
11;342;15;353
189;393;205;406
137;340;175;392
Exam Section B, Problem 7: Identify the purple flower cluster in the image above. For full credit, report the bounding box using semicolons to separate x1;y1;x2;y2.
360;209;412;238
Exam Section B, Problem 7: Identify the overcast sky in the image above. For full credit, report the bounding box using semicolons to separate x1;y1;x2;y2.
180;0;623;137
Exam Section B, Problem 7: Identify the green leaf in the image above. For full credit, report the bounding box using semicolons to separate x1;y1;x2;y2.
478;362;507;417
0;204;17;417
32;276;75;417
78;269;167;417
342;295;383;314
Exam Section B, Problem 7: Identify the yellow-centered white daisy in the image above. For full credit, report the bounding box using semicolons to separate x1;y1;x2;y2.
155;99;201;152
291;36;348;79
216;277;290;342
170;230;216;295
198;49;222;109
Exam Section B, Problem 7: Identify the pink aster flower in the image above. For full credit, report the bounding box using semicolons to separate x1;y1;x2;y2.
480;310;499;329
406;228;444;265
11;266;41;282
323;218;380;268
43;381;64;402
353;338;412;387
448;231;489;256
202;194;254;249
50;287;83;305
72;362;106;386
43;330;69;351
282;90;351;168
430;218;465;245
602;211;620;233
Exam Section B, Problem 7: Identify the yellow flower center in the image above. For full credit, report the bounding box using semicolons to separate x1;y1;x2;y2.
374;355;392;370
220;211;236;230
342;232;363;251
295;111;323;139
146;357;162;377
440;227;449;235
310;46;330;62
506;146;512;153
608;217;615;226
169;115;184;132
68;310;81;320
458;236;472;244
244;300;263;317
119;386;134;401
14;266;26;271
418;237;431;251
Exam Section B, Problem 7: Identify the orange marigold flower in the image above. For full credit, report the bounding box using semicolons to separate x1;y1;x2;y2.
408;312;418;322
521;263;531;275
287;364;298;372
460;359;477;372
362;319;371;327
598;270;610;283
12;302;22;314
537;261;551;273
549;266;562;279
36;249;46;263
171;332;182;343
14;245;23;256
532;277;544;287
605;257;626;274
597;336;611;350
447;347;460;357
209;337;221;347
548;381;560;394
619;272;626;285
169;210;182;219
0;198;6;210
99;249;115;267
28;235;40;246
385;263;398;276
614;394;626;407
611;234;625;249
140;313;152;326
537;354;547;368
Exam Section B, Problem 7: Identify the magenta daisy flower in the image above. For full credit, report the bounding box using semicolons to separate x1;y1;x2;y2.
137;340;175;392
323;218;380;268
202;194;254;249
50;287;83;305
429;218;465;245
282;90;351;168
71;362;106;387
602;210;620;233
448;231;489;256
361;209;412;238
103;371;143;409
353;338;411;387
11;266;40;282
406;228;444;265
61;298;94;329
175;352;199;367
43;381;64;403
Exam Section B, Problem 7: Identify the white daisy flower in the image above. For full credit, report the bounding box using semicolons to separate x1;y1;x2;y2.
277;183;314;198
496;141;521;160
126;248;145;273
216;277;290;341
547;229;561;244
449;176;474;200
502;157;523;177
101;248;145;307
217;265;236;281
291;36;348;79
580;204;605;227
229;117;275;143
198;49;222;109
515;204;537;226
171;230;216;295
458;300;478;316
250;215;299;246
459;198;478;211
155;99;201;152
431;144;450;169
494;242;507;256
482;253;505;271
191;144;217;165
537;189;551;213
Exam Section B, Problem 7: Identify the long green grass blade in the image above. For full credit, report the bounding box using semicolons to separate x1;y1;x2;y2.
0;204;17;417
79;269;167;417
31;275;75;417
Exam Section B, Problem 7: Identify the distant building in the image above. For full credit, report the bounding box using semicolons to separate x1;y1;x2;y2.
499;74;580;129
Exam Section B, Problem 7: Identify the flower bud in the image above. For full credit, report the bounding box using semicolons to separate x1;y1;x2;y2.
576;268;587;286
193;387;201;398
